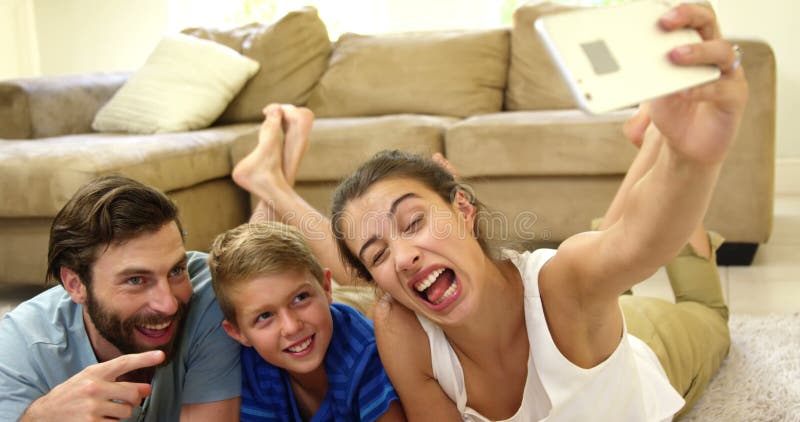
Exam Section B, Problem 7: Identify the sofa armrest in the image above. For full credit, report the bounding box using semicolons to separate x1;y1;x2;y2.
705;38;776;243
0;72;129;139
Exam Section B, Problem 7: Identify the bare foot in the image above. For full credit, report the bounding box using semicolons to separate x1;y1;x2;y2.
688;225;712;260
232;104;289;200
280;105;314;187
623;103;651;149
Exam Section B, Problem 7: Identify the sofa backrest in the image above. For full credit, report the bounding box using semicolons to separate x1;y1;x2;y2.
0;72;128;139
183;7;331;124
301;1;593;118
505;0;580;111
306;28;510;118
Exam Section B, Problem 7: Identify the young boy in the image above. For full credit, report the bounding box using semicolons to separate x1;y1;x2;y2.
207;221;405;421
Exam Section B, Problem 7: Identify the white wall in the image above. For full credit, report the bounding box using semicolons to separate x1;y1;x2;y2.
0;1;24;79
0;0;39;79
383;0;503;32
6;0;169;78
718;0;800;193
165;0;505;41
33;0;169;76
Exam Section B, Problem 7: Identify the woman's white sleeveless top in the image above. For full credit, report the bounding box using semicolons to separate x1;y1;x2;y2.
415;249;685;421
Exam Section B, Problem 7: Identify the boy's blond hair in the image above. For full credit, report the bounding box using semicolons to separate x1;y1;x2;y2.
207;221;325;326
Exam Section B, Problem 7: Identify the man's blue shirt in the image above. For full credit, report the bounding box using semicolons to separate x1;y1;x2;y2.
0;251;241;421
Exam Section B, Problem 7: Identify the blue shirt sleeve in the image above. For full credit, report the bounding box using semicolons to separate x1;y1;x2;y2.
179;252;242;404
240;347;295;422
353;342;400;422
0;315;45;420
0;288;96;421
328;304;399;422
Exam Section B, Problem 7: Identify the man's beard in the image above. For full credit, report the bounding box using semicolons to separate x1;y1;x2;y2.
85;288;189;365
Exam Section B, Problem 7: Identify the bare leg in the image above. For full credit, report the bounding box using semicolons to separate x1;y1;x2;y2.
237;104;315;224
600;105;711;258
280;105;314;187
233;104;283;224
234;108;462;285
232;104;361;285
249;200;277;223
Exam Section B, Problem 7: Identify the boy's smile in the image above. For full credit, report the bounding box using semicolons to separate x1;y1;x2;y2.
285;334;316;356
223;269;334;378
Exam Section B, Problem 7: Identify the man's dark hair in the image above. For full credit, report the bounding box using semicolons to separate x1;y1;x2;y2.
46;175;185;287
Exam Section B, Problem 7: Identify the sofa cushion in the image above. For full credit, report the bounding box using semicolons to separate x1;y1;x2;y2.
466;177;622;243
0;124;258;217
705;39;777;244
505;1;581;111
92;34;260;134
306;29;509;118
231;115;455;182
445;109;636;177
184;7;332;123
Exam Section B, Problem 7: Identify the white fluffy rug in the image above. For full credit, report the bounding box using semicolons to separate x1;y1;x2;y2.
1;306;797;420
682;313;800;421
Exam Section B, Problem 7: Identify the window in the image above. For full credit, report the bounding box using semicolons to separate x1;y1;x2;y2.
170;0;519;38
168;0;715;39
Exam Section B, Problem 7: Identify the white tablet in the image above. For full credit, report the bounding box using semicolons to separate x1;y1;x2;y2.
534;0;721;114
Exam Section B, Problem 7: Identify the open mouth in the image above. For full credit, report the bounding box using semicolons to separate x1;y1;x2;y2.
284;334;315;357
413;268;458;307
135;320;174;342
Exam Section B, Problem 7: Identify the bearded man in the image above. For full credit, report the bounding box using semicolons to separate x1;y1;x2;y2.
0;175;241;421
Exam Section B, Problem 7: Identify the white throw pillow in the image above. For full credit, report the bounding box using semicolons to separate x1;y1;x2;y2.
93;33;260;134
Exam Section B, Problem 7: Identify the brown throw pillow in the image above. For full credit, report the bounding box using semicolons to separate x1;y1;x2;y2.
183;7;331;123
306;29;509;118
505;1;582;111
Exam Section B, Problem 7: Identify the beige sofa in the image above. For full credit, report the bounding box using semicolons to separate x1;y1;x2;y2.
0;4;775;285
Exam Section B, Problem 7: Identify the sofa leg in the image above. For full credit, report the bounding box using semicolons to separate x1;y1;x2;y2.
716;242;759;266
